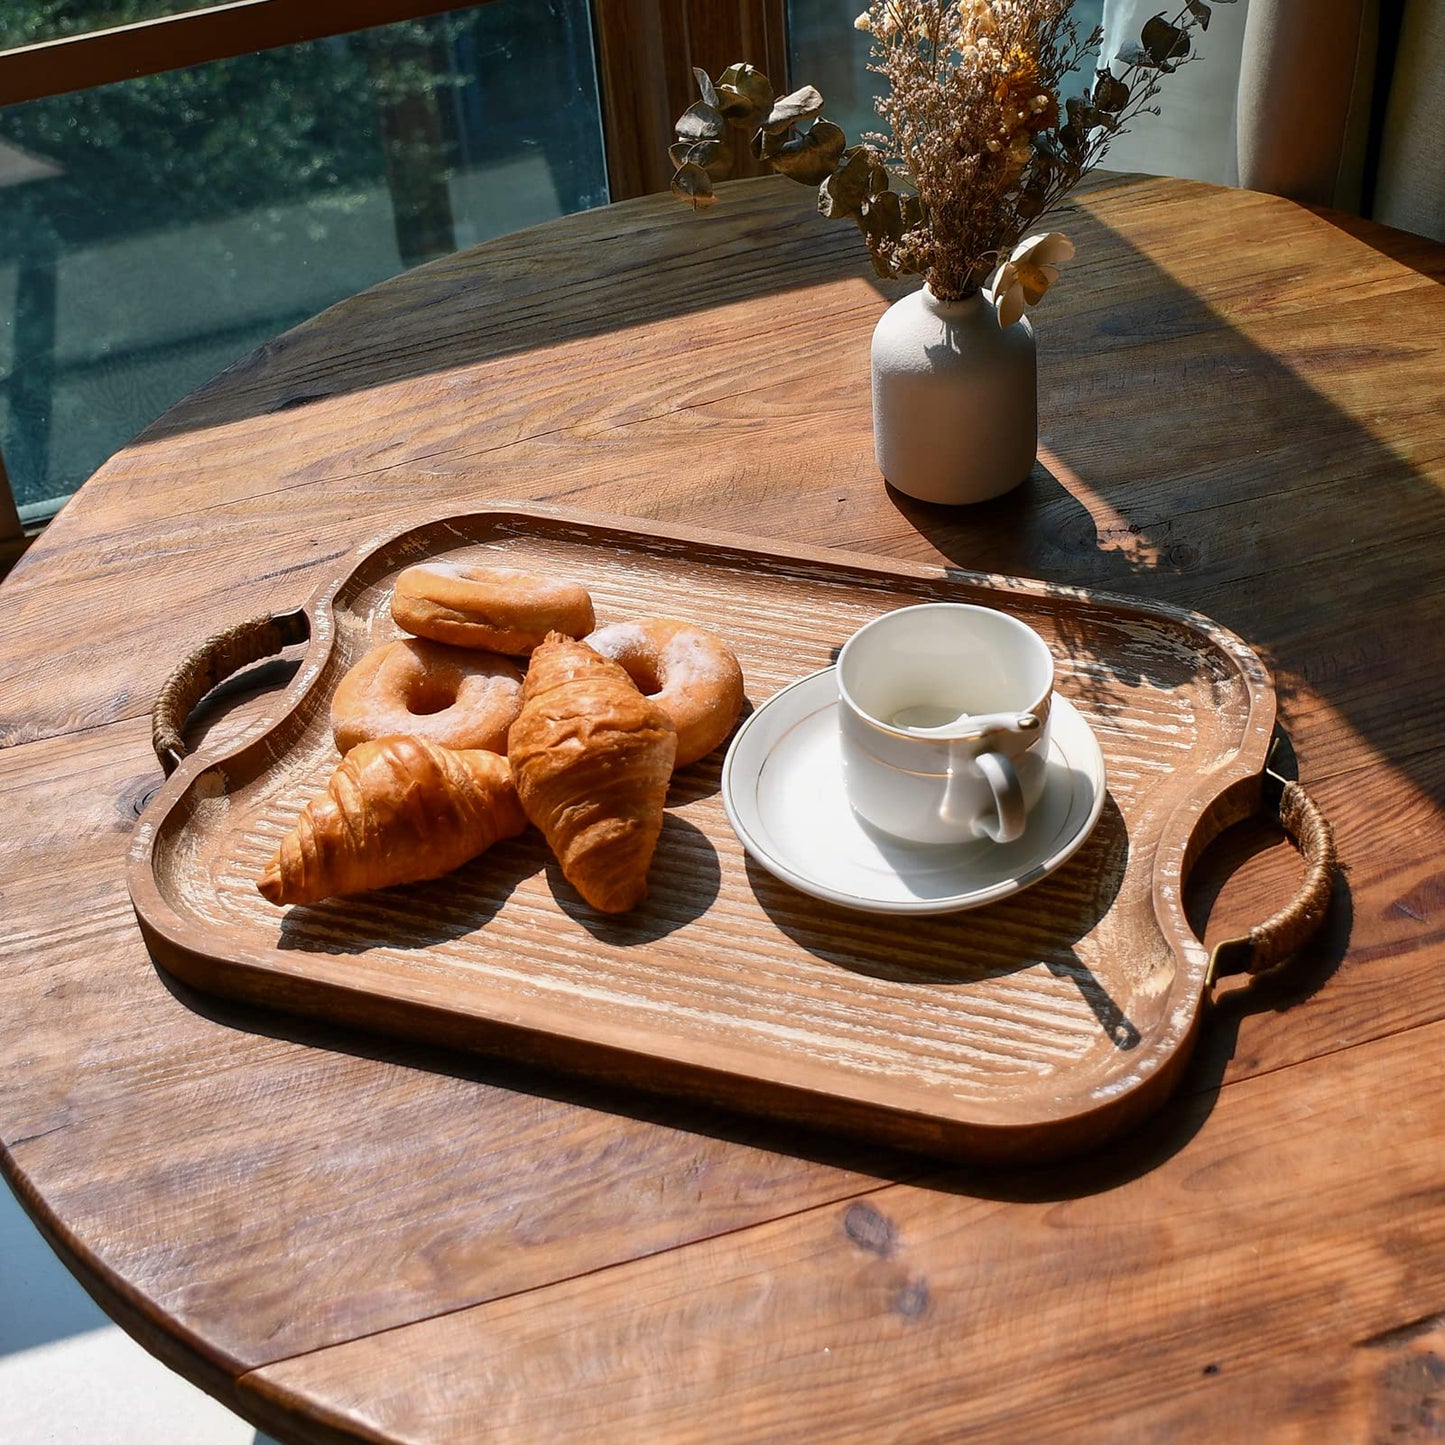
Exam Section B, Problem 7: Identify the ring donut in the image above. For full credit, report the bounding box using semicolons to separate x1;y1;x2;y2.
330;638;523;755
585;618;744;768
392;562;595;655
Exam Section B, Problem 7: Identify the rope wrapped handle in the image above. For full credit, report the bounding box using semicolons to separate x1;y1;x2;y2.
1206;774;1336;992
152;610;310;774
152;615;1336;988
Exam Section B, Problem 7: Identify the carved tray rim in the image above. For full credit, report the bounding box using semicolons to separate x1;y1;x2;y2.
127;503;1277;1163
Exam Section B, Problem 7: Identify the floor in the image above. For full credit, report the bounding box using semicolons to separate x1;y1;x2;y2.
0;1177;278;1445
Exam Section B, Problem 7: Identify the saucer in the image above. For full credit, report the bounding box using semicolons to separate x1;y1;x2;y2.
721;668;1106;915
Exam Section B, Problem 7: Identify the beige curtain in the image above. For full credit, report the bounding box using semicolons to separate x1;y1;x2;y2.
1236;0;1445;240
1372;0;1445;237
1235;0;1377;213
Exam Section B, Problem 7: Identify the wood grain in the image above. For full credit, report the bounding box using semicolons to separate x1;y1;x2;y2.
2;173;1444;1442
237;1012;1445;1443
129;511;1278;1162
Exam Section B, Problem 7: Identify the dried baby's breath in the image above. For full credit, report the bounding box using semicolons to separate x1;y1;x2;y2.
669;0;1233;318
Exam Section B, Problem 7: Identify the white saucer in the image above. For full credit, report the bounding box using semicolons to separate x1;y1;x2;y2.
721;668;1107;915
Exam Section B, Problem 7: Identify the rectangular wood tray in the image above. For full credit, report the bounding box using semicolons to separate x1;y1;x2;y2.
128;506;1278;1163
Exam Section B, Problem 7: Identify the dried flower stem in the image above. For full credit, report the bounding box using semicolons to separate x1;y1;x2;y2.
667;0;1232;314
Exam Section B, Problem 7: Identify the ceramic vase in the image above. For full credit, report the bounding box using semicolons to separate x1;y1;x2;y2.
870;285;1037;505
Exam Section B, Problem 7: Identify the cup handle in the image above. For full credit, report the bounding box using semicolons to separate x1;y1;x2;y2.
972;751;1026;844
941;748;1026;844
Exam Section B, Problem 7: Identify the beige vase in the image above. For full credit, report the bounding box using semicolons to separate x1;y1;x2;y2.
870;285;1037;505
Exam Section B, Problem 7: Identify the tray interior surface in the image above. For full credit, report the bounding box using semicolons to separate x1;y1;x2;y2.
142;513;1264;1134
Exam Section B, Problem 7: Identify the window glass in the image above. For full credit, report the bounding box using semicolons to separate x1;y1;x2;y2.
789;1;1241;197
1097;0;1247;186
0;0;607;518
788;0;1109;160
786;0;881;155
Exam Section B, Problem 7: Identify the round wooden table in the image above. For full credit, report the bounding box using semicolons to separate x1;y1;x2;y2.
4;172;1445;1442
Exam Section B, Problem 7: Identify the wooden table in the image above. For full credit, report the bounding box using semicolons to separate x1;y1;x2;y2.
3;171;1443;1442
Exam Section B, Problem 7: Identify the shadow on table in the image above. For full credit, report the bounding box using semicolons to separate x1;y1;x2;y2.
145;180;1436;1198
141;181;1445;827
151;809;1348;1206
150;939;1337;1212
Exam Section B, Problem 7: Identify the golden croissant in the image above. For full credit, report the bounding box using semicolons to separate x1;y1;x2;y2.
258;734;526;905
507;632;677;913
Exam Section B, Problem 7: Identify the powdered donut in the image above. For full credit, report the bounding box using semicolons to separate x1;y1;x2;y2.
584;618;745;768
330;638;524;755
391;562;595;655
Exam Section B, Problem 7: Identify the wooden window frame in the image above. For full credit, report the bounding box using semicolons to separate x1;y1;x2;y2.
0;1;497;106
593;0;789;200
0;0;786;541
0;0;788;195
0;452;28;573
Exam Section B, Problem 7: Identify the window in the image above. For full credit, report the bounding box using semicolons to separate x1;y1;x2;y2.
0;1;608;529
784;1;1118;143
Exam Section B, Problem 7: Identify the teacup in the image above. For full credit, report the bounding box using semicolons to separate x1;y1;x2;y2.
835;602;1054;846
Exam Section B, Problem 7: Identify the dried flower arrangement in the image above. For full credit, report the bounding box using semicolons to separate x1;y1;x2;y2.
668;0;1233;324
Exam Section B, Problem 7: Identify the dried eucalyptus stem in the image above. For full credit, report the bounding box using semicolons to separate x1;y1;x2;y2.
668;0;1233;319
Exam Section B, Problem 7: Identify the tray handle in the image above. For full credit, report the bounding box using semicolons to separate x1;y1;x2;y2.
152;609;310;775
1205;764;1336;994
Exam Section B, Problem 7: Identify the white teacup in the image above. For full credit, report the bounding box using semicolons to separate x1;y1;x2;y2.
836;603;1054;846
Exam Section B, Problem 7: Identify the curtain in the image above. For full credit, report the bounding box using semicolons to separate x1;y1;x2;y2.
1372;0;1445;238
1235;0;1377;214
1099;0;1445;241
1097;0;1251;187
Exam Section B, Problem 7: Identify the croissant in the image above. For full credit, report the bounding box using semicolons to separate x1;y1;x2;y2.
507;632;677;913
258;734;526;905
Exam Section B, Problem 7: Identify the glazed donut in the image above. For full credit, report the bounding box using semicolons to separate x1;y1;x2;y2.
330;638;523;755
585;618;745;768
391;562;595;655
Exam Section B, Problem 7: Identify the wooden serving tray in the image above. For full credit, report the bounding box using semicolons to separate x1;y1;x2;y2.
128;507;1317;1164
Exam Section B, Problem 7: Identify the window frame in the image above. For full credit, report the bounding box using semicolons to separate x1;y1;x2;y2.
0;2;493;105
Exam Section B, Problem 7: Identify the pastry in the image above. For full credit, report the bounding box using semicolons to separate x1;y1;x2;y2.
584;617;745;768
258;735;526;905
391;561;595;655
507;632;677;912
329;637;523;755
